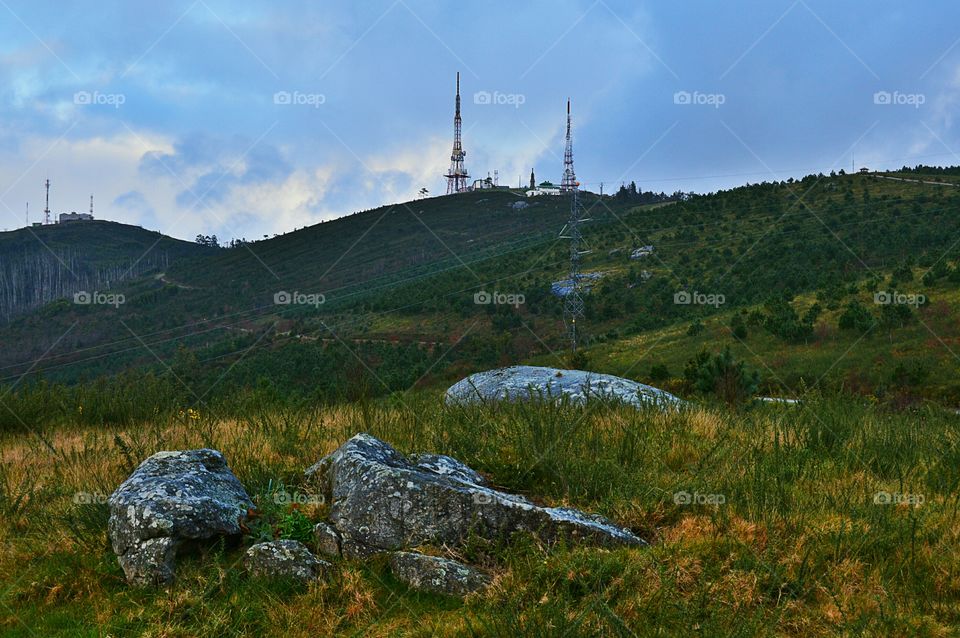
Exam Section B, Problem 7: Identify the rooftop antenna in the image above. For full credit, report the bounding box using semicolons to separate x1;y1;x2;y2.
89;194;94;216
444;72;469;194
25;202;28;226
44;179;51;225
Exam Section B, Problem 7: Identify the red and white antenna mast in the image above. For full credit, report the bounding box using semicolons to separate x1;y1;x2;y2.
444;72;469;194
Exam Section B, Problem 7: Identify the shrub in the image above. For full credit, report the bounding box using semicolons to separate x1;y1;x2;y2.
684;348;759;404
649;364;670;382
838;299;876;333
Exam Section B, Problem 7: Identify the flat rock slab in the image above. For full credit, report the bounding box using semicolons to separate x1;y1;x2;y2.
306;433;644;557
245;540;331;583
444;365;683;410
389;551;491;596
108;448;253;587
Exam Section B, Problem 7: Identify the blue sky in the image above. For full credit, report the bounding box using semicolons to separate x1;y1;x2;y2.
1;0;960;241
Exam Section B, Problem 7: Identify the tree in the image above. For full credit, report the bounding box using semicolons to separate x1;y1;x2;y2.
838;299;875;333
684;348;759;405
194;234;220;248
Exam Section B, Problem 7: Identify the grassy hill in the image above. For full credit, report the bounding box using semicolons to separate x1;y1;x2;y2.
4;170;960;636
3;168;960;410
0;220;207;321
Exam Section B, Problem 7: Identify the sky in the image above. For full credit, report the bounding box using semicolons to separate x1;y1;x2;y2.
1;0;960;241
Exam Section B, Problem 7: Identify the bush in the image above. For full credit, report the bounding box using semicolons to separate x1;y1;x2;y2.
761;297;813;342
838;299;876;333
649;364;670;382
684;348;759;404
730;314;747;340
566;349;590;370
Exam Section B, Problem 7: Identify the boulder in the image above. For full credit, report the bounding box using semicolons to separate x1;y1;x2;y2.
550;272;605;298
305;434;643;557
313;521;342;558
107;448;253;587
244;540;331;583
630;245;655;260
444;365;683;410
389;551;491;596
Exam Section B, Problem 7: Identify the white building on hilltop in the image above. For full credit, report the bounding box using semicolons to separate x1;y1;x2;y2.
59;212;94;223
525;181;562;197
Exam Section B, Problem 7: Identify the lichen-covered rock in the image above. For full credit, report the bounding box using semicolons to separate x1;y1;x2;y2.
409;453;489;487
313;521;341;558
389;551;491;596
108;448;253;586
444;365;683;410
305;434;643;556
244;540;330;583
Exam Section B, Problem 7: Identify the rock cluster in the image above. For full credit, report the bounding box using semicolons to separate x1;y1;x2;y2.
109;433;644;596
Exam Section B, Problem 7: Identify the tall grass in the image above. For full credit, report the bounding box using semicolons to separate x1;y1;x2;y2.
2;394;959;635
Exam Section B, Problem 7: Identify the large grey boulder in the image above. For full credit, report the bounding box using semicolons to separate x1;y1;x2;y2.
305;434;643;558
389;551;491;596
108;449;254;587
445;365;683;410
245;540;331;583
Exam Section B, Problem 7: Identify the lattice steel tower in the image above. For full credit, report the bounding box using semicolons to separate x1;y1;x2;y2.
560;99;577;192
559;98;586;353
444;72;469;194
562;187;586;352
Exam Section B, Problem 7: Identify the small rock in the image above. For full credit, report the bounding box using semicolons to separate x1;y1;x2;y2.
245;540;330;583
313;521;341;558
389;551;491;596
108;448;253;587
630;245;655;259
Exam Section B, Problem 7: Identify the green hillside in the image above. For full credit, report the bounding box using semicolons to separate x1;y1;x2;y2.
0;220;208;321
3;168;960;412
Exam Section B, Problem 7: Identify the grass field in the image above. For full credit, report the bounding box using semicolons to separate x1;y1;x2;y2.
2;394;958;636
